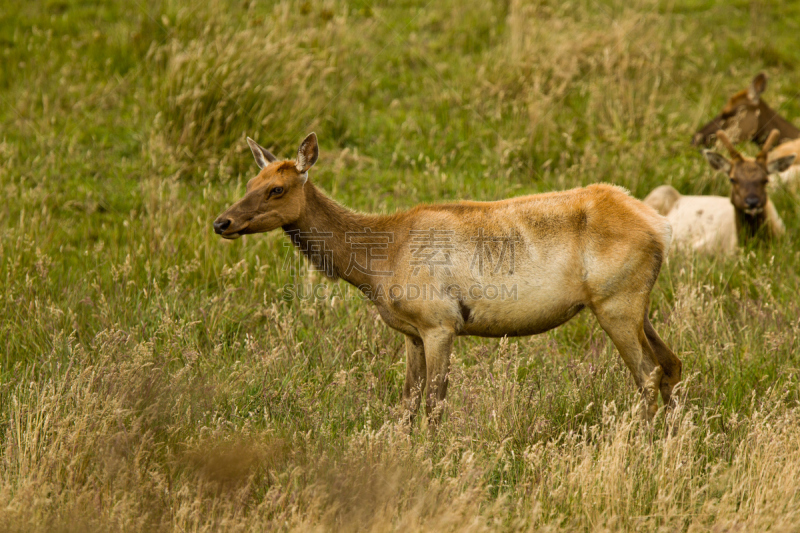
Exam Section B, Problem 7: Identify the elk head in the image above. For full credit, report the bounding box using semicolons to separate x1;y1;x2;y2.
692;73;770;147
213;133;319;239
703;129;795;216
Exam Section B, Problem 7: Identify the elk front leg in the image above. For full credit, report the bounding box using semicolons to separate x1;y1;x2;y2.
420;327;454;428
402;335;426;429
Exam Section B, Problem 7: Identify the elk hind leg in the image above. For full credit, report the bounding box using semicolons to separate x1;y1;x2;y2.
644;314;682;408
593;300;663;421
420;327;454;428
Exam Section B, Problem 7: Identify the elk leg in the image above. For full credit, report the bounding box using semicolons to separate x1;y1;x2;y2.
401;334;427;429
644;313;682;408
592;299;662;421
420;327;454;427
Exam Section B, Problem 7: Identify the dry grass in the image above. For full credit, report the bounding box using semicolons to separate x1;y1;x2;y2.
4;0;800;530
5;339;800;531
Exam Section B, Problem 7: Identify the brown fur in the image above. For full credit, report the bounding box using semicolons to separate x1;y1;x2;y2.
214;134;683;426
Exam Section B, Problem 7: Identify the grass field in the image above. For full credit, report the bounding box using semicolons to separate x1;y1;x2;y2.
3;0;800;530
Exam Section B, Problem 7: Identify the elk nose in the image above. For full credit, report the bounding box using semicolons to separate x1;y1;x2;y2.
745;196;761;208
213;218;232;234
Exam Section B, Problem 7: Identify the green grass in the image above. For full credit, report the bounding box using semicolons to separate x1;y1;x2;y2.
3;0;800;530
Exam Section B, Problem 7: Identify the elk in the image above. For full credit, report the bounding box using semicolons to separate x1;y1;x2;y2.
214;133;682;425
692;72;800;183
692;73;799;147
646;129;795;254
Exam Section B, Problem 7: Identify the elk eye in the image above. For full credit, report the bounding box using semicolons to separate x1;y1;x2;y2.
271;187;284;196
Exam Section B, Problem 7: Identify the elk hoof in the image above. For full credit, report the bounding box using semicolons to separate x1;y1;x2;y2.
644;366;664;421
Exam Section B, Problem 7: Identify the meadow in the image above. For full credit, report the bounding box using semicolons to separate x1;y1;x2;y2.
3;0;800;530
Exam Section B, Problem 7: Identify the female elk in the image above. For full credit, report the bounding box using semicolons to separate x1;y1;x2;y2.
692;73;799;147
214;133;682;425
645;130;795;254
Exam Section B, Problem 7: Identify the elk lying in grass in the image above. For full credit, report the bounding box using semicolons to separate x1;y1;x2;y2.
646;130;794;254
214;133;682;425
692;72;800;183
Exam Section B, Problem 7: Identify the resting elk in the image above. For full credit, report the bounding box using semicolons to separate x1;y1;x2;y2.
692;72;800;183
646;129;795;254
213;133;682;426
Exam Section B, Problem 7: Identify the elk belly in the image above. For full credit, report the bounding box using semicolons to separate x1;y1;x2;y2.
458;283;587;338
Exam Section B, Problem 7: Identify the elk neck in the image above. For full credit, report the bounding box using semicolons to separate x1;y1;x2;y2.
282;180;396;293
757;101;800;143
734;205;767;242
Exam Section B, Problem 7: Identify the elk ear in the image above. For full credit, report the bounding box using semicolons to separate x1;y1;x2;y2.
703;150;732;174
768;154;796;174
296;132;319;173
247;137;278;169
748;72;767;103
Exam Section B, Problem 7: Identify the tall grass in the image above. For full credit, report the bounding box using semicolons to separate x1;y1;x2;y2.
3;0;800;530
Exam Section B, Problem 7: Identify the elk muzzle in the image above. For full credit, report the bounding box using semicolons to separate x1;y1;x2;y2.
213;218;232;234
745;195;761;209
212;214;247;239
743;195;764;215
